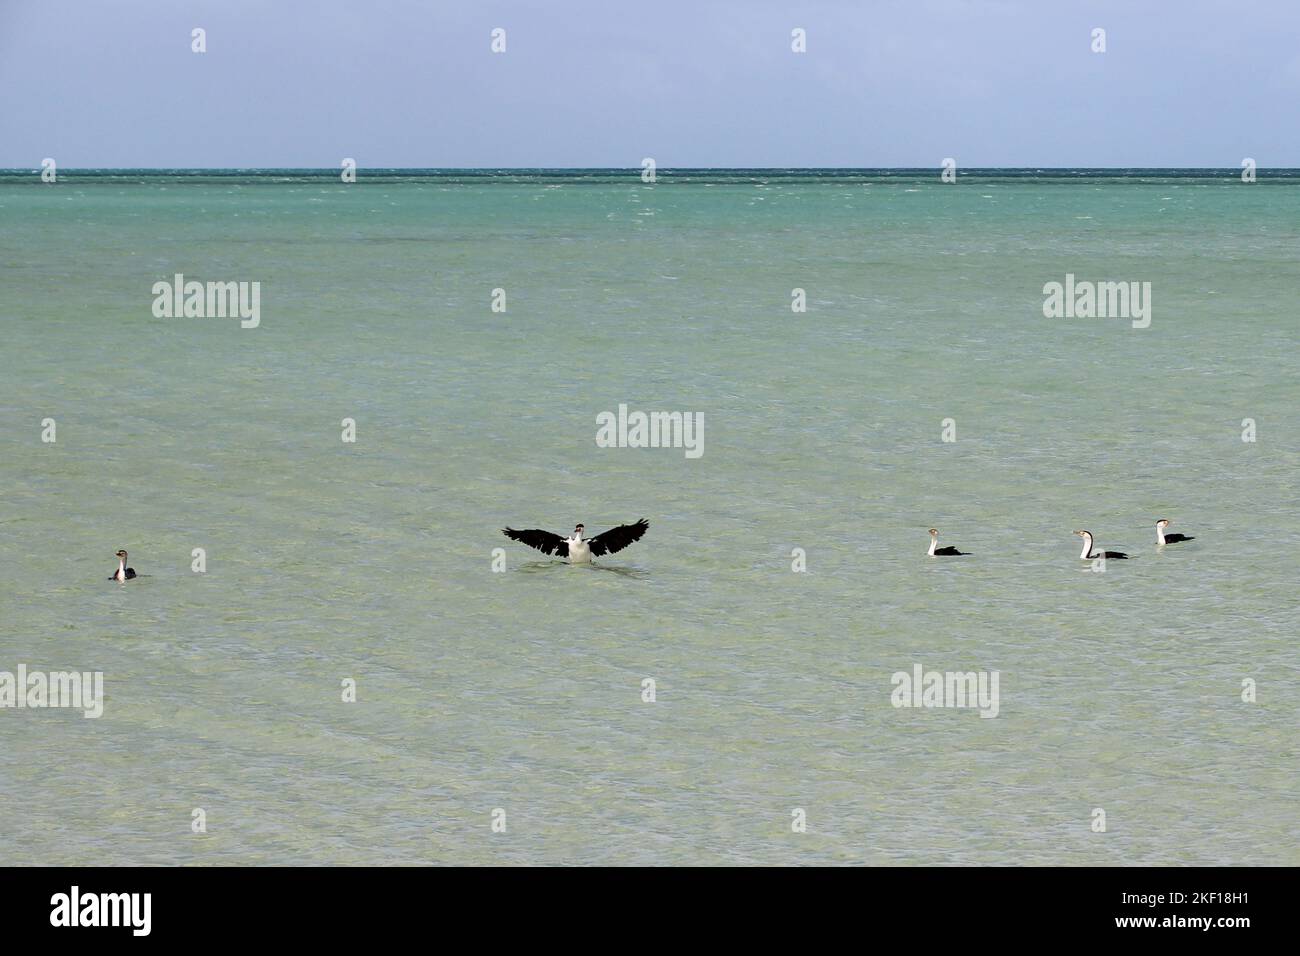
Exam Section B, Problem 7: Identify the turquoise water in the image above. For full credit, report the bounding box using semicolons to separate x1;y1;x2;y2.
0;170;1296;865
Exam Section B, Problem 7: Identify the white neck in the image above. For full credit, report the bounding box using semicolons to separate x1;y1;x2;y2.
1156;526;1166;545
1078;535;1093;560
927;536;937;556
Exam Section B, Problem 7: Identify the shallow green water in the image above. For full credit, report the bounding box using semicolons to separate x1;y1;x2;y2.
1;170;1296;865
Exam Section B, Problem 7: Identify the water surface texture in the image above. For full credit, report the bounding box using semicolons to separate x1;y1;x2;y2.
1;170;1296;865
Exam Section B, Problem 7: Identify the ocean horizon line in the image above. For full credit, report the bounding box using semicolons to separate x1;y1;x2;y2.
5;166;1298;186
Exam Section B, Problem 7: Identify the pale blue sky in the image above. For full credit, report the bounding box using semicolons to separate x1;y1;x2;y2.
3;0;1298;167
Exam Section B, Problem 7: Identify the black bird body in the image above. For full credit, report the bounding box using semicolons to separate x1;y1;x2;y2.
927;529;969;556
1075;531;1127;559
1156;519;1194;545
109;550;137;581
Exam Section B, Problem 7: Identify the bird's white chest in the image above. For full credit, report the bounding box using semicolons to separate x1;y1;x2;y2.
567;538;592;563
114;564;125;582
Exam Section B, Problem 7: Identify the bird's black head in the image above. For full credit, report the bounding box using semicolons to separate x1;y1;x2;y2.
115;549;128;559
575;523;584;533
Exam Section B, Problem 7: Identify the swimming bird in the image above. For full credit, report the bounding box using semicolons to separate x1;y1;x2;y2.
927;529;969;556
1155;519;1194;545
109;549;137;581
1074;530;1128;560
502;519;649;564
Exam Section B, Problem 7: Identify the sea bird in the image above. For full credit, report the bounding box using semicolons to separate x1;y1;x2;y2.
502;519;649;564
927;529;969;556
1155;519;1194;545
109;550;137;581
1074;531;1128;560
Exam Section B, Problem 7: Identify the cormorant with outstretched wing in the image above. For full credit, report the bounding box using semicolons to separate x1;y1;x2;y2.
502;519;649;563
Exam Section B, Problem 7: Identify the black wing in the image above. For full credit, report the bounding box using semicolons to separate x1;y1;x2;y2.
1104;551;1128;559
588;518;649;557
1163;534;1194;543
502;527;569;557
933;547;969;556
125;568;137;579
